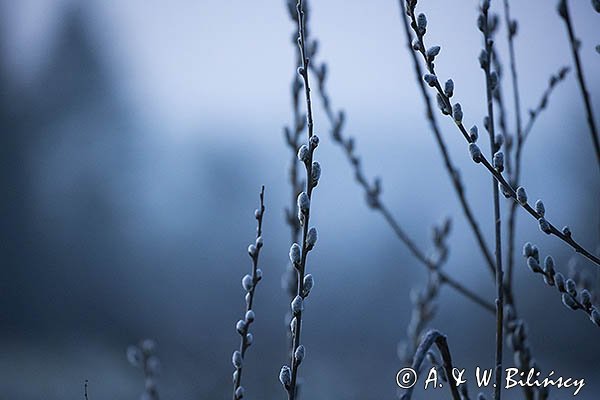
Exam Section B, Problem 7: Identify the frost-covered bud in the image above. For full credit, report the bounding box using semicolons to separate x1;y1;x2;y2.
516;186;527;204
479;49;488;69
235;386;245;399
453;103;463;123
127;346;143;367
242;274;253;291
302;274;314;297
590;308;600;326
426;46;441;60
290;316;297;335
245;310;255;323
294;345;306;364
236;319;246;334
538;218;551;234
255;268;263;281
495;134;504;149
417;13;427;34
469;125;479;142
310;134;320;149
245;333;254;346
291;295;304;315
297;144;309;162
469;143;482;163
490;71;498;90
306;227;318;250
527;256;542;273
279;365;292;387
523;242;533;258
289;243;301;265
544;256;555;276
531;245;539;261
555;272;566;292
424;73;438;87
412;39;421;51
493;151;504;172
311;161;321;186
562;293;579;310
565;279;577;297
247;244;257;258
580;289;592;309
562;226;571;237
444;79;454;98
297;192;310;214
534;199;545;217
232;350;243;368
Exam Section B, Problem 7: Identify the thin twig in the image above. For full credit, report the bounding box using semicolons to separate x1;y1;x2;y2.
84;380;89;400
232;187;266;400
400;330;461;400
558;0;600;171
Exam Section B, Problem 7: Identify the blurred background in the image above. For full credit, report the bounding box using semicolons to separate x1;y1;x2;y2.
1;0;599;399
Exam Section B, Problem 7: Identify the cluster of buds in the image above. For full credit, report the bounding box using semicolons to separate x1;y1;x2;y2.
127;339;161;400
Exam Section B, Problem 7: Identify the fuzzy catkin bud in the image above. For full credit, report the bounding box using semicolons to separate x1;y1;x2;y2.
453;103;463;123
469;125;479;142
245;333;253;346
555;272;566;292
426;46;441;60
516;186;527;204
247;244;257;258
444;79;454;98
544;256;555;276
424;74;437;87
495;134;504;149
311;161;321;186
493;152;504;172
417;13;427;34
291;295;304;315
580;290;592;309
562;226;571;237
255;268;263;280
527;256;542;273
479;49;488;69
307;227;318;250
412;39;421;51
290;317;297;335
279;365;291;387
245;310;255;323
565;279;577;297
256;236;263;248
294;345;306;364
302;274;314;297
232;350;243;368
242;274;253;291
235;386;245;399
297;192;310;214
469;143;482;163
289;243;301;265
297;145;309;162
310;134;320;149
236;319;246;334
535;199;545;217
538;218;551;234
562;293;579;310
523;242;533;257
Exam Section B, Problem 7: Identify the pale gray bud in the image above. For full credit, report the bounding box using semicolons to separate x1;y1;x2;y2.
562;226;571;237
469;125;479;142
254;209;261;219
424;73;438;87
289;243;301;265
535;199;545;217
562;293;579;310
527;256;542;274
306;227;317;250
294;345;306;364
245;310;255;323
538;218;551;234
493;151;504;172
495;134;504;149
255;268;263;281
310;134;320;149
426;46;441;59
236;319;246;334
453;103;463;123
247;244;257;258
245;292;251;305
290;316;297;335
302;274;314;297
291;295;304;315
469;143;482;163
235;386;245;399
297;144;309;162
242;274;253;292
232;350;243;368
311;161;321;186
590;308;600;326
580;289;592;309
279;365;292;387
444;79;454;97
479;49;488;69
297;192;310;214
256;236;263;248
516;186;527;204
417;13;427;34
523;242;533;258
544;256;555;276
245;332;253;346
565;279;577;297
127;346;143;367
555;272;566;292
